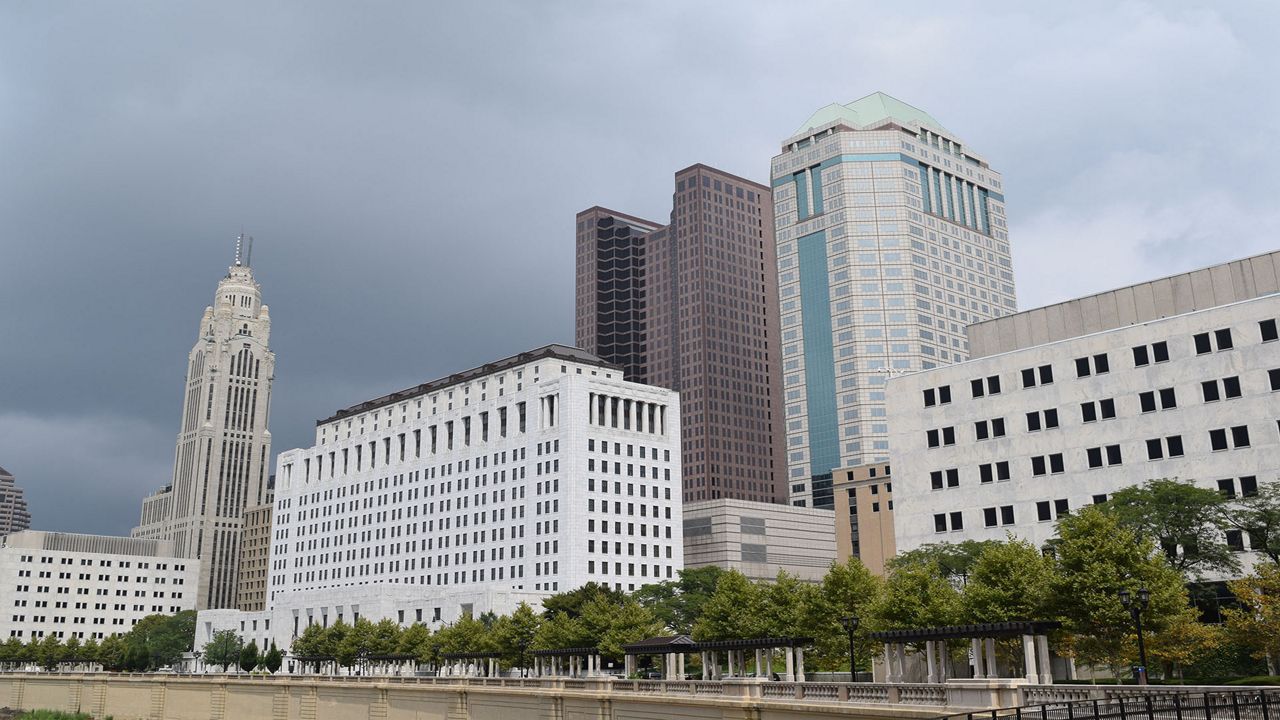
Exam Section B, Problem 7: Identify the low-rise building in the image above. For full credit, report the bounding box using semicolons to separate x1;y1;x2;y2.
889;251;1280;559
832;463;895;576
0;530;197;641
682;498;836;582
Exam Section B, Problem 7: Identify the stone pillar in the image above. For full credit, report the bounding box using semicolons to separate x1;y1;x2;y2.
1021;635;1038;683
677;653;685;680
1035;635;1053;685
712;652;721;680
971;639;984;679
784;646;795;682
984;638;997;678
795;647;805;681
883;644;894;682
926;641;938;683
700;653;708;680
939;640;949;680
754;649;763;677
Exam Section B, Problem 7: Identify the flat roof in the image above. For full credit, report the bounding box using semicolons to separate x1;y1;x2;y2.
317;344;618;426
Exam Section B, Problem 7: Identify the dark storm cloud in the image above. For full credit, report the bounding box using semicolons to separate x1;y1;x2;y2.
1;1;1276;534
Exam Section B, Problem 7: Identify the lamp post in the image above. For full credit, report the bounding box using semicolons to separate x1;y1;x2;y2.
840;616;860;682
1119;588;1150;685
193;650;202;674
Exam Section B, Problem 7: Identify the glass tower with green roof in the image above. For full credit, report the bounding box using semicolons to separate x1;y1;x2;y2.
771;92;1016;508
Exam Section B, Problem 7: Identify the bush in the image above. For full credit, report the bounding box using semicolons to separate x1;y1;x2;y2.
1224;676;1280;686
17;711;106;720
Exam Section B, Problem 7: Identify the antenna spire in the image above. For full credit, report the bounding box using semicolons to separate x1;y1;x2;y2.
234;233;244;267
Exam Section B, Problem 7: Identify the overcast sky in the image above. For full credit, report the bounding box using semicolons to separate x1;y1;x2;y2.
1;1;1277;535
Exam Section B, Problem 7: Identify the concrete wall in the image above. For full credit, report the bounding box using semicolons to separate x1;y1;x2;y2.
0;673;940;720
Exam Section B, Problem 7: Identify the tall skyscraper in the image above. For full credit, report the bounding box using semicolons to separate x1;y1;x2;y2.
0;466;31;534
772;92;1016;507
576;164;786;503
133;237;275;609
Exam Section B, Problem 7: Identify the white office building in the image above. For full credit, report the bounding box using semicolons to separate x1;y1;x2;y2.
199;344;683;651
889;251;1280;557
772;92;1017;509
0;531;197;641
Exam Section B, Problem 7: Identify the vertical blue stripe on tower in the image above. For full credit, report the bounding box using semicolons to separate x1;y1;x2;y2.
918;166;931;213
797;229;840;481
794;171;810;220
978;188;991;233
810;165;824;215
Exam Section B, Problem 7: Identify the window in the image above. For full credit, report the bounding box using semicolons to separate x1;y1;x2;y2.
923;385;952;407
1080;398;1116;423
1036;501;1051;522
974;418;1006;440
1021;365;1054;388
1139;388;1177;413
1218;478;1237;498
927;427;956;448
1226;530;1246;552
1262;319;1278;343
1210;426;1251;451
1202;377;1242;402
1086;445;1122;468
1092;494;1108;505
970;376;1001;398
930;469;959;490
984;507;998;527
1026;409;1059;432
1055;498;1070;518
1195;329;1233;354
1132;342;1169;366
1031;453;1064;476
934;512;963;532
934;514;947;533
978;461;1010;484
982;506;1014;527
1241;476;1259;497
1075;354;1110;377
1270;368;1280;392
1000;505;1015;525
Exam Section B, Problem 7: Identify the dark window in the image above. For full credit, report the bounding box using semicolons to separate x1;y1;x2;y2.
1000;506;1015;525
1100;398;1116;418
1232;425;1251;448
997;461;1010;481
939;386;951;404
979;464;993;484
988;376;1002;394
1081;402;1098;423
1146;438;1163;460
1093;494;1108;505
1202;380;1221;402
971;379;985;398
923;389;936;407
1021;368;1036;388
1026;412;1042;432
975;422;989;440
1194;332;1212;355
1139;391;1156;413
1271;369;1280;392
1075;357;1091;378
1160;387;1177;409
1036;501;1051;522
1262;319;1279;343
1226;530;1245;552
1050;454;1064;474
1241;476;1258;497
1167;435;1184;457
1152;342;1169;362
943;427;956;445
949;511;963;530
1040;365;1054;384
1087;447;1103;468
934;514;947;532
927;429;939;448
1106;445;1122;465
1223;377;1241;398
1054;499;1070;517
992;418;1005;437
946;468;959;488
1031;456;1046;476
1215;328;1234;350
1210;429;1228;451
1217;478;1236;498
1094;354;1110;374
1044;409;1059;428
930;471;943;490
1132;345;1150;366
984;507;998;527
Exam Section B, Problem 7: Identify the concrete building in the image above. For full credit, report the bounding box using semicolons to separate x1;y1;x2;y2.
577;165;786;504
0;530;197;641
889;251;1280;557
682;498;836;583
133;238;276;610
235;497;272;612
197;344;683;651
832;462;895;576
772;92;1017;508
0;467;31;535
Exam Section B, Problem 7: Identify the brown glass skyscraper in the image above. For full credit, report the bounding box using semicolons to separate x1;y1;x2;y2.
575;164;785;503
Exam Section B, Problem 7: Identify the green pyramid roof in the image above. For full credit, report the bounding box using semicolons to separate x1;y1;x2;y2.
793;92;948;136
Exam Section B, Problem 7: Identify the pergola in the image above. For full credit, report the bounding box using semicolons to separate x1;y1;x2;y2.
290;654;339;675
620;635;695;680
530;647;604;677
364;653;418;676
871;621;1062;684
692;637;812;681
440;651;503;677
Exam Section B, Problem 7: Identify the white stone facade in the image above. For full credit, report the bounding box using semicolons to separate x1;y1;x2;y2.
0;531;197;641
889;292;1280;558
196;345;683;651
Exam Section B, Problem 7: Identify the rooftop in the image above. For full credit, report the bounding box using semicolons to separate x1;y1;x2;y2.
0;466;9;477
793;92;948;137
317;344;618;426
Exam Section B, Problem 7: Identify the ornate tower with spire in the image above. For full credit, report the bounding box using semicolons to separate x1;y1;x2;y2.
133;236;275;609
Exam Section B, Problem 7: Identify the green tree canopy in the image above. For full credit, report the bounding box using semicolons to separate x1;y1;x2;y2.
579;595;664;660
869;557;962;632
692;569;765;641
397;623;435;664
492;602;541;669
633;566;725;634
540;582;627;619
962;537;1056;623
128;611;197;670
1226;482;1280;565
202;629;243;671
1101;478;1237;579
798;558;882;670
889;540;1001;584
263;642;283;674
239;640;260;673
1224;562;1280;671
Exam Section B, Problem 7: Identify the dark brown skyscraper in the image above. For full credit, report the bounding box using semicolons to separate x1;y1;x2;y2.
575;165;785;503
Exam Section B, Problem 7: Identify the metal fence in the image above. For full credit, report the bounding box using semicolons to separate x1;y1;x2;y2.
941;689;1280;720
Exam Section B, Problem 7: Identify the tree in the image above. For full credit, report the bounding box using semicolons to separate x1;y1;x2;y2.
1147;612;1224;680
1226;482;1280;564
532;612;590;651
125;642;150;672
97;634;127;671
61;636;83;667
127;611;197;670
1224;562;1280;674
1047;505;1192;672
962;537;1056;623
692;570;765;640
81;638;100;667
492;602;541;671
798;558;882;671
398;624;434;664
540;582;627;619
202;630;242;672
579;595;664;661
889;540;1001;585
37;635;63;671
1102;479;1237;580
633;567;725;634
239;640;260;673
263;642;283;674
869;557;962;631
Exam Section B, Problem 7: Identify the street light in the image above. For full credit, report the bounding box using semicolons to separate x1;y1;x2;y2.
1119;588;1151;685
839;616;860;682
192;650;202;674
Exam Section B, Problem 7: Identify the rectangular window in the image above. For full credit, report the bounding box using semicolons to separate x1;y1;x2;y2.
933;514;947;533
1026;411;1041;432
1054;498;1070;517
1050;454;1064;473
1036;501;1051;522
1241;476;1258;497
1032;455;1046;476
1146;438;1163;460
1270;368;1280;392
931;471;944;490
1106;445;1122;465
949;511;963;531
984;507;998;527
1232;425;1251;448
1133;342;1170;366
1132;345;1149;367
1081;402;1097;423
1000;505;1015;525
1223;376;1241;398
1215;328;1234;350
1218;478;1236;498
1201;380;1221;403
946;468;959;488
1262;319;1278;343
1210;428;1228;451
970;379;985;398
1166;435;1184;457
979;464;993;484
